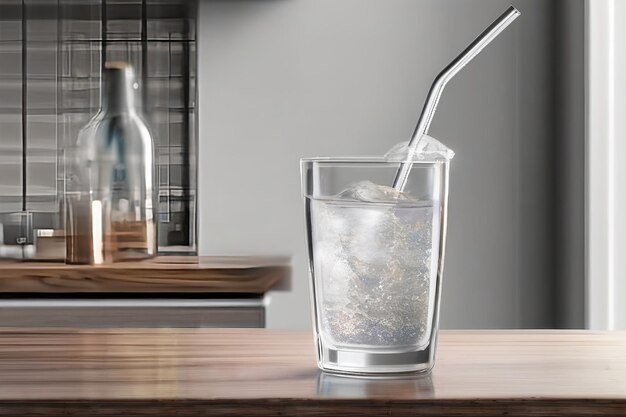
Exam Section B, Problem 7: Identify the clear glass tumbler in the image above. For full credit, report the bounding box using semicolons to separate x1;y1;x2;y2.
301;157;450;375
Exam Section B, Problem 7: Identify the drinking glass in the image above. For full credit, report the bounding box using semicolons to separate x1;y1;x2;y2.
301;157;450;375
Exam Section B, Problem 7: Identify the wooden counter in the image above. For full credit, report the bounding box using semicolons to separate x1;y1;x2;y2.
0;256;290;294
0;329;625;416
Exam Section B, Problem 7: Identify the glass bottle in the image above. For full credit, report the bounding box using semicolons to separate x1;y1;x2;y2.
65;62;157;264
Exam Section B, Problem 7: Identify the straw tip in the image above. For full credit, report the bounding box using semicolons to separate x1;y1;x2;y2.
508;5;521;16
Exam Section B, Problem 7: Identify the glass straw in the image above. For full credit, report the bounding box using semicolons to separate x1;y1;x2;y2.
392;5;521;191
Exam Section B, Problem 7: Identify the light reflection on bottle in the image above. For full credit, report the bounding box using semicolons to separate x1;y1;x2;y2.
91;200;103;265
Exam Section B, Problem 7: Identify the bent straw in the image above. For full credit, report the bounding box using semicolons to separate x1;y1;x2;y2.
392;5;521;191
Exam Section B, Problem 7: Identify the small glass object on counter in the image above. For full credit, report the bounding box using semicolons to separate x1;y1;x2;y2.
301;146;451;375
65;63;157;264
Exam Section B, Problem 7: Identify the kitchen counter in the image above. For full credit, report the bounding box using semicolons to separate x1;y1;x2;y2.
0;329;624;416
0;257;290;328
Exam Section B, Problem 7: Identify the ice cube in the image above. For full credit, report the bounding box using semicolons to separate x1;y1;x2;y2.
384;135;455;162
336;180;417;203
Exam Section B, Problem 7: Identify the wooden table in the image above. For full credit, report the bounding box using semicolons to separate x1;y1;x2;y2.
0;329;625;416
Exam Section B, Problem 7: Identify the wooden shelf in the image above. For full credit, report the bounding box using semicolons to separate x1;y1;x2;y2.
0;256;290;294
0;330;623;416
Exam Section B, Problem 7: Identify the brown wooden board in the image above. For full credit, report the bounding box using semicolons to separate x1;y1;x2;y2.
0;256;290;294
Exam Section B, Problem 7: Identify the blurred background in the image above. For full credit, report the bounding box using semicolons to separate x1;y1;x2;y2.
0;0;594;330
0;0;196;257
198;0;585;330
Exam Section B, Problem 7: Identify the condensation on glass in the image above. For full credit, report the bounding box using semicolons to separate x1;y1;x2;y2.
0;0;197;259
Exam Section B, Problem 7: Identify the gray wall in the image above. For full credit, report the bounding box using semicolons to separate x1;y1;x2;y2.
554;0;585;328
198;0;578;329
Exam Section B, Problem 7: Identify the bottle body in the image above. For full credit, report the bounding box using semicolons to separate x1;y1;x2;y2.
65;64;157;264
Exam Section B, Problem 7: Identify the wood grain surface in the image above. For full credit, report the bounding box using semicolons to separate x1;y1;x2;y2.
0;329;625;416
0;256;290;293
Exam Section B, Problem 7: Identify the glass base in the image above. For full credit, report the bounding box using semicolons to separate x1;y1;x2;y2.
317;342;435;376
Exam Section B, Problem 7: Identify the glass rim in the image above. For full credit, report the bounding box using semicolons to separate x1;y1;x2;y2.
300;156;449;164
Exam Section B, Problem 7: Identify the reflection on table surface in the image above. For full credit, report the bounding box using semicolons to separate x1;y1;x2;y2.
317;371;434;398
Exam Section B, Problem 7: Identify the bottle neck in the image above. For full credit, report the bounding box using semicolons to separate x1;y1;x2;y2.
102;66;137;115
